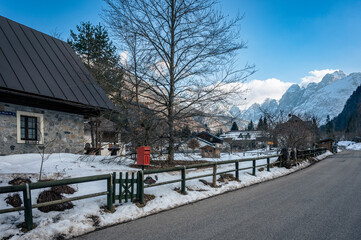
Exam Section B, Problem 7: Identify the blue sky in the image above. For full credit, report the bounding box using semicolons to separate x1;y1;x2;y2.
1;0;360;104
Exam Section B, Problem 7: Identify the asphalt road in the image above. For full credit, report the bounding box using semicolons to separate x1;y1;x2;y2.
76;150;361;240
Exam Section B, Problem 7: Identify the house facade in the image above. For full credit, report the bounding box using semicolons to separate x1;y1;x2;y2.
220;130;268;152
0;16;114;155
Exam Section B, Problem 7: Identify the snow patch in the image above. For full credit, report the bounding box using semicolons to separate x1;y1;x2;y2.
0;151;332;239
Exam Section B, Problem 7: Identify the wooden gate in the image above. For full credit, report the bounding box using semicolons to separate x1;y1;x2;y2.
113;172;139;203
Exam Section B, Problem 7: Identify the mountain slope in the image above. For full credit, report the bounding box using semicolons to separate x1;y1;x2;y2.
331;84;361;134
238;71;361;124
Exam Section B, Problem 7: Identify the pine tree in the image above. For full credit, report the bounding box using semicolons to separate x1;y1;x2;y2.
68;22;121;92
231;122;239;131
257;117;264;130
68;22;117;66
181;125;191;139
248;120;254;131
325;115;334;137
263;117;268;130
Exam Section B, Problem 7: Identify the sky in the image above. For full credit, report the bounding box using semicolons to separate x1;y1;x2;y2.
1;0;361;106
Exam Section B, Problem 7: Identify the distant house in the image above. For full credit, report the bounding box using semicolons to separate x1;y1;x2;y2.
200;145;221;158
318;138;334;153
274;115;316;149
177;131;223;158
0;16;114;155
197;131;223;145
220;130;268;152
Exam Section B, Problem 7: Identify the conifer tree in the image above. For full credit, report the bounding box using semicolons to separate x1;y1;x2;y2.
231;122;239;131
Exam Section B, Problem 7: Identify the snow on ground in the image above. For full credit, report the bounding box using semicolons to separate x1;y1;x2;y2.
337;141;355;147
315;150;333;161
338;141;361;150
154;149;278;162
0;150;330;240
346;143;361;150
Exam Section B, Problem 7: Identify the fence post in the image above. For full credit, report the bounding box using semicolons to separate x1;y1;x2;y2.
235;161;239;180
112;172;116;204
267;158;270;172
125;172;129;202
107;174;114;211
139;171;144;204
23;183;33;230
212;163;217;187
131;172;135;202
119;172;123;203
181;166;187;195
252;160;256;176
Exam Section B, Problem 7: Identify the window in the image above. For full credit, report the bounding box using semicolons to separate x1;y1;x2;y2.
20;116;38;140
17;111;44;144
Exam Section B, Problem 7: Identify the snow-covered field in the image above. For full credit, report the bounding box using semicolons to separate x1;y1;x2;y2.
0;150;331;240
338;141;361;150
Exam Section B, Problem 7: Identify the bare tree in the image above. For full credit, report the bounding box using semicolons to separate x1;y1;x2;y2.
261;110;318;149
37;133;59;181
104;0;254;162
188;138;200;152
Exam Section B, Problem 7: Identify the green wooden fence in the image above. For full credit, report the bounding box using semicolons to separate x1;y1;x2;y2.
0;174;114;230
0;148;327;231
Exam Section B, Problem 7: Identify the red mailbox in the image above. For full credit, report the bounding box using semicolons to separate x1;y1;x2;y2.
137;146;150;166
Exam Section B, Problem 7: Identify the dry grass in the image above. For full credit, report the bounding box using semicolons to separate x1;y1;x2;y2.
217;173;237;183
51;185;76;195
134;194;156;208
8;177;31;185
87;215;100;227
5;193;22;207
37;190;74;213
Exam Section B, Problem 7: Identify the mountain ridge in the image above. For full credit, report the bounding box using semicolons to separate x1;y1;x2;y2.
231;70;361;125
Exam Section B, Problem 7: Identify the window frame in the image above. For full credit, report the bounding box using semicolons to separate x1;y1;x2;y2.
17;111;44;144
20;115;38;141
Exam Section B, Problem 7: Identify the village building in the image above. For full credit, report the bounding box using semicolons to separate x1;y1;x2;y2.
318;138;335;153
220;130;268;152
178;131;223;158
274;115;316;149
0;16;114;155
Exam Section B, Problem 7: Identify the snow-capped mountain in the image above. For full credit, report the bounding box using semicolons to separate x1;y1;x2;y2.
237;70;361;125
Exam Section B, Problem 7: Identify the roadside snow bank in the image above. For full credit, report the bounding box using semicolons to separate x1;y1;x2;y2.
0;151;331;240
346;143;361;150
337;141;355;147
315;150;333;161
338;141;361;150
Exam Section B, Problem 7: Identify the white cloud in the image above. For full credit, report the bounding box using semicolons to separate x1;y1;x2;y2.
299;69;339;87
238;78;293;108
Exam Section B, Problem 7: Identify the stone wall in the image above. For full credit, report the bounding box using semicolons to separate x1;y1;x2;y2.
0;102;84;155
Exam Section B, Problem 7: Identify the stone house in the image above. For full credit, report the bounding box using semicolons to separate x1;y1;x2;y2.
0;16;114;155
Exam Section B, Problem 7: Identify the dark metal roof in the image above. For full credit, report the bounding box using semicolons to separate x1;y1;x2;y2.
0;15;114;110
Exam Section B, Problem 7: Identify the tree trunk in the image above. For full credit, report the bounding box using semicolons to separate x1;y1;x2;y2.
167;0;176;163
90;120;95;148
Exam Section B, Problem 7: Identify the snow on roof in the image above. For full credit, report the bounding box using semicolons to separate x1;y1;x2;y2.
220;130;264;141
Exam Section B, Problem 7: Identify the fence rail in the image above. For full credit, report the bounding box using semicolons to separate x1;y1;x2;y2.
0;148;327;231
139;154;282;198
0;174;113;230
